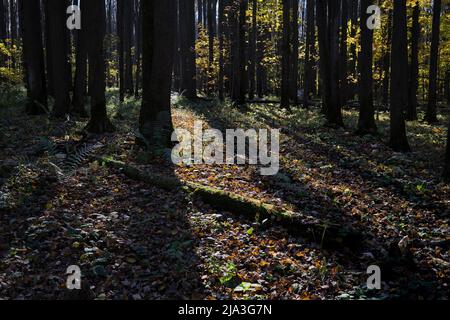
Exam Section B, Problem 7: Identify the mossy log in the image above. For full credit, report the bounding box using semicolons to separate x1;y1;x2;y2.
94;156;363;250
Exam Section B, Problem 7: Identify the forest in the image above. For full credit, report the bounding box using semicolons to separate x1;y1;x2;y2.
0;0;449;301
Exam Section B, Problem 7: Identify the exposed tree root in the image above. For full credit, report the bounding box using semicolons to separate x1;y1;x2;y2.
93;156;364;250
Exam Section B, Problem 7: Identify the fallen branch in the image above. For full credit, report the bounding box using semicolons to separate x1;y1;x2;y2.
93;156;363;250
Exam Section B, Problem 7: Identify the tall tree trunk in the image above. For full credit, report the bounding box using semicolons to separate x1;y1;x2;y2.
406;1;420;121
303;0;315;107
207;0;215;95
198;0;203;26
390;0;410;152
73;0;88;117
326;0;343;126
281;0;291;109
357;0;377;134
425;0;441;124
348;0;358;100
139;0;176;148
173;0;181;92
45;0;71;118
18;0;47;114
218;0;226;100
124;0;134;95
84;0;114;133
9;0;17;67
135;0;142;97
43;3;53;96
289;0;299;104
237;0;247;105
382;9;392;106
117;0;125;101
179;0;197;99
0;0;5;46
317;0;329;114
248;0;257;100
230;1;239;102
339;0;348;106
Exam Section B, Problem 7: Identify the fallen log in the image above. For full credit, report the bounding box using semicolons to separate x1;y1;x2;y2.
93;156;363;250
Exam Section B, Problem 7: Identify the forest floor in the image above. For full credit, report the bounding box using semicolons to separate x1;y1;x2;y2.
0;88;449;300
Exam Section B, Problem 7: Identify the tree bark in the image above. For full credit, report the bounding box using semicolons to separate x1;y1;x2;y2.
84;0;114;133
45;0;71;118
425;0;441;124
237;0;248;106
18;0;47;115
248;0;257;100
382;9;392;106
139;0;176;148
218;0;227;100
281;0;291;109
135;0;142;97
179;0;197;99
357;0;377;135
406;1;420;121
389;0;410;152
303;0;315;107
73;0;88;117
289;0;299;104
339;0;348;106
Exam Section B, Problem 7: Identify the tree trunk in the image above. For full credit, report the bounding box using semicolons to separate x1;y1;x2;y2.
317;0;329;114
135;0;142;97
389;0;410;152
289;0;299;104
237;0;248;106
84;0;114;133
382;10;392;106
357;0;377;135
326;0;343;126
248;0;257;100
425;0;441;124
73;0;88;118
18;0;47;115
281;0;291;109
303;0;315;107
0;0;5;45
218;0;227;100
179;0;197;99
339;0;348;106
43;3;53;97
406;1;420;121
45;0;71;118
207;0;215;95
139;0;176;148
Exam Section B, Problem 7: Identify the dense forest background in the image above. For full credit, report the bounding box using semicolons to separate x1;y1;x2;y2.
0;0;449;300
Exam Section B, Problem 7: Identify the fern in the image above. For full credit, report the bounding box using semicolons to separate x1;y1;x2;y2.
62;143;98;173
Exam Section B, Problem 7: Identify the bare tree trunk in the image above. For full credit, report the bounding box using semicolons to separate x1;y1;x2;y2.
425;0;441;124
406;1;420;121
339;0;348;106
382;9;392;106
303;0;315;107
18;0;47;114
281;0;291;109
248;0;257;100
237;0;247;106
45;0;71;118
73;0;88;117
179;0;197;99
139;0;176;148
389;0;410;152
218;0;227;100
135;0;142;97
84;0;114;133
357;0;377;135
289;0;299;104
